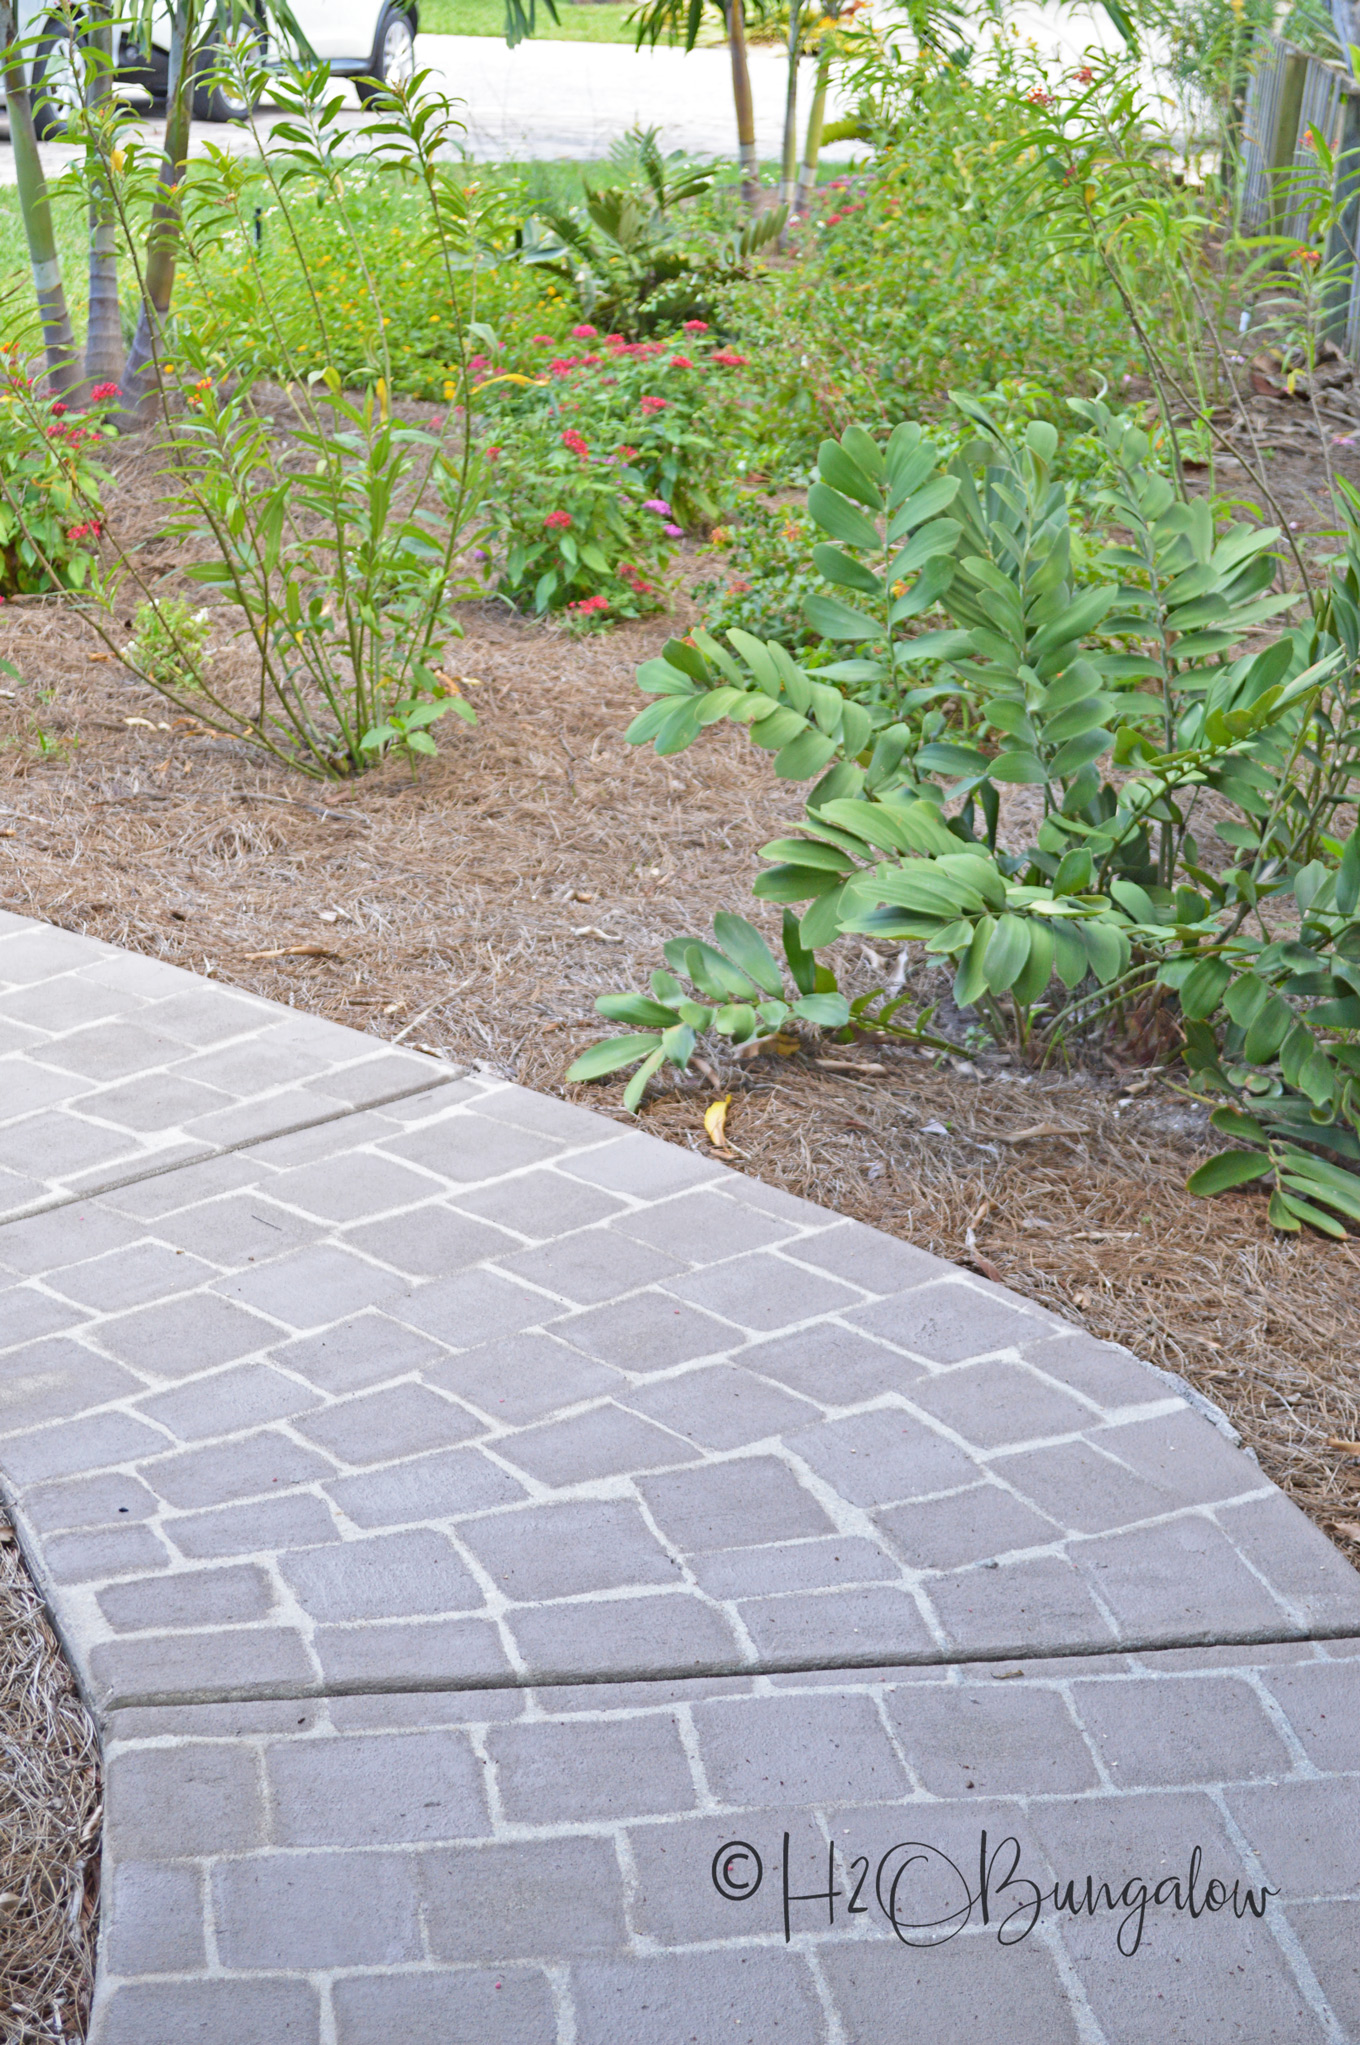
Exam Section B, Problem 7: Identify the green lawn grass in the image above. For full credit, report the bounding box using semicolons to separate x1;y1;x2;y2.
418;0;642;40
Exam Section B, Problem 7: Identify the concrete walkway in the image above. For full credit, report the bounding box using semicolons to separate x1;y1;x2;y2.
1;910;1358;2042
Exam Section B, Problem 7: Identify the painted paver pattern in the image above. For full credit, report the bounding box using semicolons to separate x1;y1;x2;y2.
1;913;1357;2043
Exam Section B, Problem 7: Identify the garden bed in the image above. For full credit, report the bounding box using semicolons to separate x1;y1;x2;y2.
3;466;1359;1580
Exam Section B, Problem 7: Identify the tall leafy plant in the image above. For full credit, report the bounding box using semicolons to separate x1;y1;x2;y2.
580;403;1360;1232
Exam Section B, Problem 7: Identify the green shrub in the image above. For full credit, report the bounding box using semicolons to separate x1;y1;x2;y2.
581;404;1360;1234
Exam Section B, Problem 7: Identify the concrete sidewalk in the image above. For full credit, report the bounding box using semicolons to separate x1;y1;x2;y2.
0;911;1357;2043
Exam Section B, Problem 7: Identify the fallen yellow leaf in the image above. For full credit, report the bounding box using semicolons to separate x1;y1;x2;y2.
703;1095;732;1150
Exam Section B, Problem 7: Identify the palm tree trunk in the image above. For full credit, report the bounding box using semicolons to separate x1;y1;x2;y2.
0;0;78;395
84;18;122;391
120;0;195;416
727;0;758;205
778;0;801;241
795;40;831;216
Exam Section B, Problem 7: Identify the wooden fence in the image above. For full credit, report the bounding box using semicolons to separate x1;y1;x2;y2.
1240;30;1360;353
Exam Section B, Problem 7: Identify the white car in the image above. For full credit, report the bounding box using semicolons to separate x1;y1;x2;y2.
17;0;418;135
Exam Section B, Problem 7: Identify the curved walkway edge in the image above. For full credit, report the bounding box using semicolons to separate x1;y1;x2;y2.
0;912;1357;2044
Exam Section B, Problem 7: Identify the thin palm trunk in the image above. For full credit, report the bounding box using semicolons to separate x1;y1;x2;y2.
84;19;121;391
121;0;195;415
795;39;831;216
0;0;78;394
727;0;758;205
778;0;801;242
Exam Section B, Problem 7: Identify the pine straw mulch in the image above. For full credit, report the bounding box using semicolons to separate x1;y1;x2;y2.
2;424;1360;2039
0;1525;99;2045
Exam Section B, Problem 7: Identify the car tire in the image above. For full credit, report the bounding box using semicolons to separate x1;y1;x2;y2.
192;40;262;123
31;16;84;142
354;4;416;106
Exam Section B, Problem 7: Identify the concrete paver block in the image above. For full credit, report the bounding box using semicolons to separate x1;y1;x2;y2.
2;920;1358;2045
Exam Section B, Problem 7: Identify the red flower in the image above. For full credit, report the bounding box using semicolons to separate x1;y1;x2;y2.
669;355;695;370
1025;86;1054;106
547;358;579;379
89;382;120;401
561;428;590;458
710;350;748;368
51;401;67;415
486;445;502;461
570;323;598;339
545;509;573;531
1076;65;1094;83
532;333;554;345
639;395;668;414
682;319;709;333
616;444;639;461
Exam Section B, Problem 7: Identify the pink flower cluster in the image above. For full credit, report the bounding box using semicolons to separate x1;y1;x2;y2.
568;593;610;616
682;320;709;333
65;519;101;541
618;560;653;596
544;509;573;532
639;395;668;415
89;382;121;403
561;428;590;459
710;350;747;368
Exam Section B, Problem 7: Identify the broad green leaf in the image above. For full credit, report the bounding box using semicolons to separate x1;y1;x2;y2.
1051;921;1089;988
984;913;1032;993
713;1004;758;1041
673;940;757;999
817;438;881;510
989;750;1050;785
792;992;852;1027
622;1045;668;1112
804;592;884;642
783;907;817;995
749;707;810;752
812;543;881;596
1012;920;1054;1007
1078;919;1127;984
1186;1150;1272;1196
954;915;996;1008
799;881;853;948
1338;826;1360;918
567;1032;663;1080
809;482;881;552
596;993;680;1027
915;741;991;778
713;913;785;997
1243;995;1293;1064
1179;957;1231;1020
727;629;783;696
775;729;840;780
